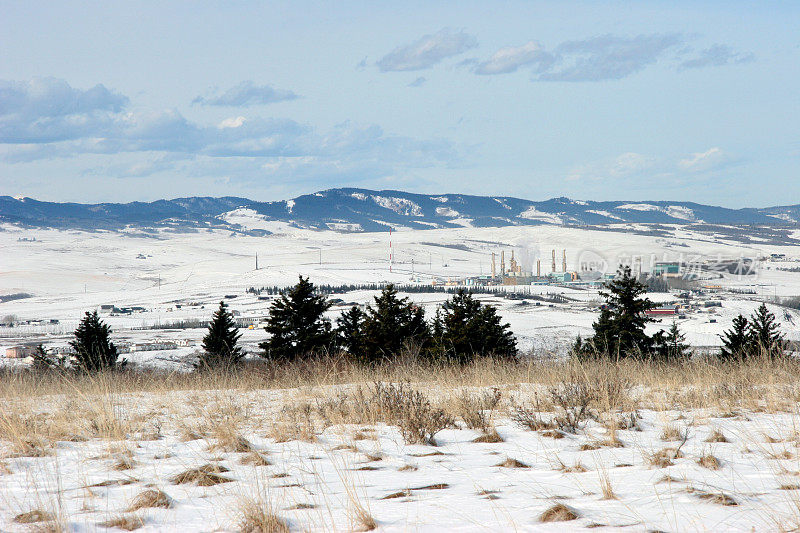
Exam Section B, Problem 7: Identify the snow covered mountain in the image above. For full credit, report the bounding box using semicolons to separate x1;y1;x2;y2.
1;188;797;232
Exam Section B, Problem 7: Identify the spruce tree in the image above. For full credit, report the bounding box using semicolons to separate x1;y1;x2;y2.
747;303;785;357
260;276;333;361
361;284;430;363
719;314;750;360
336;305;365;356
586;266;655;358
70;310;125;371
430;289;516;363
652;322;691;361
197;301;244;370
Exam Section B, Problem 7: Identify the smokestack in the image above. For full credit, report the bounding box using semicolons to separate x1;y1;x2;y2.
500;251;505;276
562;250;567;273
551;249;556;272
491;252;496;279
537;259;541;277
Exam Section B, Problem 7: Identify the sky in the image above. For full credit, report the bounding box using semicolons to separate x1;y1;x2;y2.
0;1;798;207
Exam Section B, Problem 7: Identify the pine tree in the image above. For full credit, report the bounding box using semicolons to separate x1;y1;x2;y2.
70;310;125;371
719;314;750;360
653;322;691;361
430;289;516;363
586;266;655;358
197;301;244;370
747;303;785;357
360;284;430;363
336;305;365;356
260;276;333;361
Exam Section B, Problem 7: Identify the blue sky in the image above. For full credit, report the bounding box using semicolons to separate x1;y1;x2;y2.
1;1;798;207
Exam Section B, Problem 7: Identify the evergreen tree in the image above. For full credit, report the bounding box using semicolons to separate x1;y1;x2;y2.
336;305;365;355
360;284;430;363
652;322;691;361
197;301;244;370
586;266;655;358
747;303;785;357
430;289;517;362
70;310;125;371
260;276;333;361
719;314;750;360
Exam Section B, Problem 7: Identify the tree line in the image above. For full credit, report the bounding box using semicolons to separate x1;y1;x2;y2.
33;267;790;372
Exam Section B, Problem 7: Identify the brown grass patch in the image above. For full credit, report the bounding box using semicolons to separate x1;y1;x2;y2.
14;509;54;523
398;464;417;472
412;483;450;490
697;451;722;470
695;490;738;506
539;503;579;522
239;452;271;466
705;429;729;443
98;514;145;531
381;490;412;499
473;428;504;443
660;425;685;442
496;457;529;469
170;464;232;486
127;489;173;511
645;448;683;468
237;498;290;533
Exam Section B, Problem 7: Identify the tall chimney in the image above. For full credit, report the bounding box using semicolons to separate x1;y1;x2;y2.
537;259;541;277
491;252;496;279
562;250;567;272
551;249;556;272
500;251;505;276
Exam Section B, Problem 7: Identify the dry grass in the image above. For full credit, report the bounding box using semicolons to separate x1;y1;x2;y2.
473;427;504;443
645;447;684;468
239;452;271;466
170;464;232;486
14;509;54;524
598;468;617;500
496;457;529;468
97;514;145;531
237;499;290;533
127;489;173;511
539;503;579;522
697;450;722;470
705;428;729;443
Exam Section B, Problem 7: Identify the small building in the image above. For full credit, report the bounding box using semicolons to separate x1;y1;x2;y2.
98;304;115;314
653;262;681;276
5;345;36;358
646;306;679;316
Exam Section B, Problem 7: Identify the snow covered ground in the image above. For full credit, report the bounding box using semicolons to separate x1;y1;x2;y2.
2;221;800;366
3;382;800;532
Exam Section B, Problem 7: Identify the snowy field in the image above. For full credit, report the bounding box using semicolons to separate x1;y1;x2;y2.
2;219;800;365
2;221;800;531
4;374;800;532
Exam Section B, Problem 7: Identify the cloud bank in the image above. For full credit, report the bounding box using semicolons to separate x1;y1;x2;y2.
193;81;299;106
377;28;478;72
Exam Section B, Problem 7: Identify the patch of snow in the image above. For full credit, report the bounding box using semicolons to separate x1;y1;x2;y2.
519;207;563;225
587;209;624;221
436;206;459;218
371;195;423;217
617;203;660;212
325;222;363;232
768;213;796;223
285;200;295;213
431;196;449;203
351;193;367;201
493;198;512;210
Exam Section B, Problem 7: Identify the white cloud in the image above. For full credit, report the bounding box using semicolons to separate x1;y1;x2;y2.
474;41;552;75
568;152;656;181
679;45;754;71
218;116;247;129
678;147;728;172
376;28;477;72
193;81;298;107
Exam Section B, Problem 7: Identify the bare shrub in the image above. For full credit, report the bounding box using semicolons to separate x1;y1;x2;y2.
549;381;598;432
367;382;454;445
454;388;501;431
